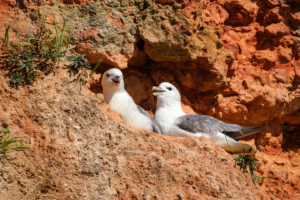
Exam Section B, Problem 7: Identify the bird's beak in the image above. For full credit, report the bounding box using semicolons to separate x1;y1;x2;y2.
152;86;165;96
112;76;121;87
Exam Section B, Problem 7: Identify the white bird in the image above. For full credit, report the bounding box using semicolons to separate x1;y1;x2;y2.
153;82;265;153
102;68;161;134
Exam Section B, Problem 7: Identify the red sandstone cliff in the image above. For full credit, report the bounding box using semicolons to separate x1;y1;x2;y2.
0;0;300;199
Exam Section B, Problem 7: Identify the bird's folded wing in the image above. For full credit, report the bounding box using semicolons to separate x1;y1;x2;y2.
137;105;161;134
174;114;266;140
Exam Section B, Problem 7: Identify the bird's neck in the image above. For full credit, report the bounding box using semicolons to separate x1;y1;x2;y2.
103;88;137;119
156;103;186;120
155;100;186;135
157;98;184;114
103;87;125;105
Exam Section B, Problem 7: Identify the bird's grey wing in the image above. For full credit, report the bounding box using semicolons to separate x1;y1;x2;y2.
136;105;161;134
175;114;266;140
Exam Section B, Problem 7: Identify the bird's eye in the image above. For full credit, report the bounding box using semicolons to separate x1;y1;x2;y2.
167;87;172;91
106;74;110;77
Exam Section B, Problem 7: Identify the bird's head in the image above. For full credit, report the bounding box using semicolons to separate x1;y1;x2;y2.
152;82;181;106
102;68;124;92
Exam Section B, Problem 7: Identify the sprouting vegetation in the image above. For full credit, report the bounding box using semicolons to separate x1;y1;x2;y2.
68;55;102;85
234;148;261;183
2;16;73;85
68;54;91;70
0;127;29;153
11;72;25;85
224;131;261;183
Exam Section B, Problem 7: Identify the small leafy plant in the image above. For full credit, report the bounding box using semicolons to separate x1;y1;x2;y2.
2;16;73;85
11;72;25;85
0;127;29;153
68;55;101;85
234;148;261;183
68;54;91;70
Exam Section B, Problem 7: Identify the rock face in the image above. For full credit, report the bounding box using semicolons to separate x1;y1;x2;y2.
27;0;230;69
30;2;141;68
0;70;269;200
138;1;205;62
1;0;300;199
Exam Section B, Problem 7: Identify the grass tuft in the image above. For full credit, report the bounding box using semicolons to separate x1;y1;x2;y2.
0;128;29;153
234;148;261;183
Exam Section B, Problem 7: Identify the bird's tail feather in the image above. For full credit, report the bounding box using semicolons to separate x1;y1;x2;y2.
225;126;267;140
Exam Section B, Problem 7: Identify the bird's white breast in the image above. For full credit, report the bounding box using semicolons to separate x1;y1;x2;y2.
154;106;186;136
109;91;153;131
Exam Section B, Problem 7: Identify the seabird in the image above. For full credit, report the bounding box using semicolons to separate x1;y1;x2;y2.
102;68;161;134
153;82;265;153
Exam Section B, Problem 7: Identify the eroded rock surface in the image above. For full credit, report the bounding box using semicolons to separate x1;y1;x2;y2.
1;0;300;199
30;2;141;68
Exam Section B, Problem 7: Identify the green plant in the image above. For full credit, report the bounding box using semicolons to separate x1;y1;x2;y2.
53;16;70;62
0;128;29;153
68;54;91;70
2;16;73;85
234;148;261;183
69;57;102;85
2;26;10;47
11;72;25;84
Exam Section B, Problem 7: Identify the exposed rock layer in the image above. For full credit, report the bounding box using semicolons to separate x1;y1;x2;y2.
0;0;300;199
